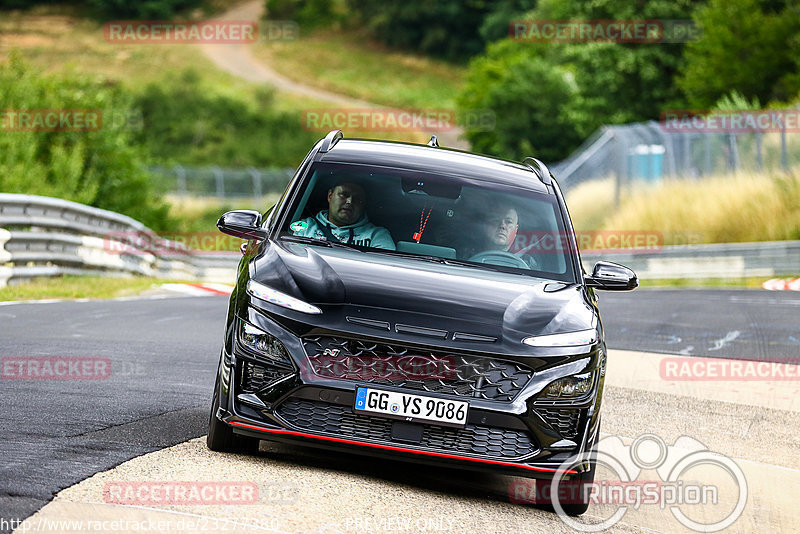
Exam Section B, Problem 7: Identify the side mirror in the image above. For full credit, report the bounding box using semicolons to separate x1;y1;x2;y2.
217;210;268;241
585;261;638;291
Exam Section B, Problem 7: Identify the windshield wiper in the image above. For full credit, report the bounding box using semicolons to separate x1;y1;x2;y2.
279;234;362;251
280;235;332;247
374;250;511;273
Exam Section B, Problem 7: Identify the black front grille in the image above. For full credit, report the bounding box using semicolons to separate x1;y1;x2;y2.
241;361;294;393
302;336;533;402
275;398;537;460
535;407;581;439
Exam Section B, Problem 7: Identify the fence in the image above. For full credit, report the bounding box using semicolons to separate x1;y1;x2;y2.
150;165;294;200
0;194;239;288
582;240;800;280
553;118;800;196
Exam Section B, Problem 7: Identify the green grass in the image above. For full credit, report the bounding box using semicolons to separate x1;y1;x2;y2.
252;27;466;110
0;8;332;113
566;172;800;244
637;276;777;289
166;193;281;233
0;275;188;301
0;7;433;149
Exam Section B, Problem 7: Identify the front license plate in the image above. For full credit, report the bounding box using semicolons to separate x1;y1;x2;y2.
354;387;469;427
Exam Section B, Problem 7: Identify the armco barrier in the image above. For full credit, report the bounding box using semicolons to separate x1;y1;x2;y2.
0;194;239;287
582;240;800;279
2;194;798;287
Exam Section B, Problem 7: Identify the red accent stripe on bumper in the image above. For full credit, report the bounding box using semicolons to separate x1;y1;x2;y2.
229;421;577;475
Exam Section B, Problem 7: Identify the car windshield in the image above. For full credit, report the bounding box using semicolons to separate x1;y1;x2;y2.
279;162;576;282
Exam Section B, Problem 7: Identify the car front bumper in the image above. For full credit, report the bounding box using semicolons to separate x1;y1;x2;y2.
212;310;603;480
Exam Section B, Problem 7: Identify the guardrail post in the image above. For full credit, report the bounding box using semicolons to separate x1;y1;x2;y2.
213;167;225;199
780;119;788;172
249;167;262;204
175;165;187;197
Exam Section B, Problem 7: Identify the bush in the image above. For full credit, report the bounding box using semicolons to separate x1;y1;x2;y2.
0;0;205;19
344;0;536;62
132;69;319;168
265;0;342;29
458;0;700;162
457;40;581;161
0;54;172;230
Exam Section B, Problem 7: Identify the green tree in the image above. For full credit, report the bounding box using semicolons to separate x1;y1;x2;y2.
345;0;536;62
132;69;319;168
459;0;706;161
458;40;580;161
678;0;800;107
0;55;171;230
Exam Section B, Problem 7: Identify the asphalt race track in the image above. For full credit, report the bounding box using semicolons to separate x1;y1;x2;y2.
599;289;800;359
0;288;798;532
0;296;227;526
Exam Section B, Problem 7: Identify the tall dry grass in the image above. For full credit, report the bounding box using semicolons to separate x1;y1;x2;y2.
565;172;800;244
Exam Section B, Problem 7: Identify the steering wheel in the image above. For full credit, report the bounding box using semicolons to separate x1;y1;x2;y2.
468;250;530;269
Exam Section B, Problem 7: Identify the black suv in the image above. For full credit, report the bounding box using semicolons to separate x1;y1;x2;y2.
208;130;637;515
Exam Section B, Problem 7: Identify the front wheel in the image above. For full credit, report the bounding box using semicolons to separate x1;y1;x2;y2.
543;462;596;516
207;372;260;453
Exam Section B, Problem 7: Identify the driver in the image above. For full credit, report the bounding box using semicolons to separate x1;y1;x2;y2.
290;181;395;250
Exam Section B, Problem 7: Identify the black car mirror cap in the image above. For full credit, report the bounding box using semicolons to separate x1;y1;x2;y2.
584;261;638;291
217;210;268;240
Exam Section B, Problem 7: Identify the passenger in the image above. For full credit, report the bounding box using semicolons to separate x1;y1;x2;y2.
482;206;519;252
290;181;396;250
465;202;538;269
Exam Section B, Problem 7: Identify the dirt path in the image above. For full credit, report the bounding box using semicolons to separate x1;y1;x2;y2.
198;1;469;149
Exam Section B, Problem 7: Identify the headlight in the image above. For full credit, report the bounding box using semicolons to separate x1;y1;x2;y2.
238;321;293;367
522;329;597;347
246;280;322;314
541;372;593;398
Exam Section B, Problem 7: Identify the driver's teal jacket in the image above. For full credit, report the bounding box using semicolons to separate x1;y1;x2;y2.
291;210;396;250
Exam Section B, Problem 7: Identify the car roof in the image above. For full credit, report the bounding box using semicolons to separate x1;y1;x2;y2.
318;139;551;194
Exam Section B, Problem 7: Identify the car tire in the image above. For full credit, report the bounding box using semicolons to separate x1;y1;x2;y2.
207;373;260;454
559;461;595;516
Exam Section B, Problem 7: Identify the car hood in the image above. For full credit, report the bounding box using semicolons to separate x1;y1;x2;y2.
252;241;595;337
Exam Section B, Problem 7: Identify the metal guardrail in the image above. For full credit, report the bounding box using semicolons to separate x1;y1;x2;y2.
582;240;800;279
0;194;240;288
2;194;797;287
